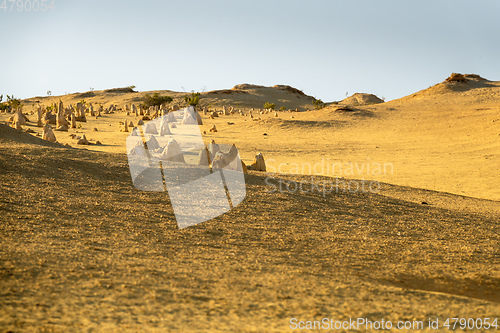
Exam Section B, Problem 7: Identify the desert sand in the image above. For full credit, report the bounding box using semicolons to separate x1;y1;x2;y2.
0;75;499;331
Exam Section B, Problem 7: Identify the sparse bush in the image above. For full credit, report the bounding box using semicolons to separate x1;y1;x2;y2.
279;106;286;111
5;95;22;109
184;91;200;106
313;98;325;110
142;93;173;109
0;95;8;111
264;102;275;109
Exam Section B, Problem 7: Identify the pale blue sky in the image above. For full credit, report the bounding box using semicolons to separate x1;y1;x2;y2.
1;0;499;102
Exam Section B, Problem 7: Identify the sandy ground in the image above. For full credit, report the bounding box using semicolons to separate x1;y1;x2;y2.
0;126;499;332
1;77;499;331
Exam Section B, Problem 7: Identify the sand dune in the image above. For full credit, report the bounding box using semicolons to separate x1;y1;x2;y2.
1;75;499;331
5;76;498;201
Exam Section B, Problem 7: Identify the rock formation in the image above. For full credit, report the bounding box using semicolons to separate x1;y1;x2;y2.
159;117;172;136
56;124;68;131
70;113;76;129
37;108;43;127
145;135;160;150
77;134;90;145
75;103;87;122
42;124;56;143
12;109;27;126
249;152;266;171
197;147;211;166
44;111;56;125
144;122;158;134
159;138;185;163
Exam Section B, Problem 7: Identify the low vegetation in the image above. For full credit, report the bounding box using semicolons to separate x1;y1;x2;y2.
0;95;22;111
313;98;325;110
184;92;200;106
141;93;173;109
264;102;275;110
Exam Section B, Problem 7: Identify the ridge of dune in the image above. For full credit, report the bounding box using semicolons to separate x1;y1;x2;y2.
22;83;317;112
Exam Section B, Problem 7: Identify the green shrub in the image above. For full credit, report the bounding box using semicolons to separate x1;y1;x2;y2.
264;102;275;109
313;98;325;110
184;92;200;106
142;93;173;108
279;106;286;111
3;95;22;109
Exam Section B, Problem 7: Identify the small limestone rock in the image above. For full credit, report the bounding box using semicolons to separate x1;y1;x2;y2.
249;152;266;172
209;125;217;132
56;124;69;132
77;134;90;145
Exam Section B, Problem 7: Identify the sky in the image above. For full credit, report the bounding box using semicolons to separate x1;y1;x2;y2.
1;0;499;102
